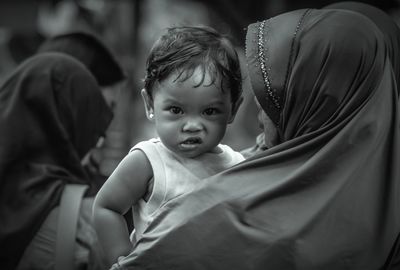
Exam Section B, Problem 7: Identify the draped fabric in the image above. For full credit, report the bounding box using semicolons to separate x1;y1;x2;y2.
0;52;112;269
113;9;400;270
37;32;126;87
324;1;400;96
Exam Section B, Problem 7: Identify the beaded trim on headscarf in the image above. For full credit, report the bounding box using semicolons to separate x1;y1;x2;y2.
283;9;310;95
257;20;281;110
255;9;310;127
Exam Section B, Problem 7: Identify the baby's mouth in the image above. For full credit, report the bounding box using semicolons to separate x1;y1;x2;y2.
180;137;202;149
181;137;202;145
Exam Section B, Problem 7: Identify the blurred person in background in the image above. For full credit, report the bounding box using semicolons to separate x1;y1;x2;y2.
0;52;112;269
37;31;135;236
37;31;126;192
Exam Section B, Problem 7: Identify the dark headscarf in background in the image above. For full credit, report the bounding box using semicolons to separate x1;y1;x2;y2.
37;32;125;87
0;53;112;269
324;1;400;95
113;8;400;270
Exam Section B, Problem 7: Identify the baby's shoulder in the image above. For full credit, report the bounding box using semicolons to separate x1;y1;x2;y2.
217;144;245;162
129;138;161;152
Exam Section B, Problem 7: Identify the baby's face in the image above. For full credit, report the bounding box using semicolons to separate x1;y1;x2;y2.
151;67;234;158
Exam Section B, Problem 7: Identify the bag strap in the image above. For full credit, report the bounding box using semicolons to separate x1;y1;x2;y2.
55;184;89;270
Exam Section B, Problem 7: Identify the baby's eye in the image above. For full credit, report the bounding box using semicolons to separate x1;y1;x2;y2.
169;106;183;114
203;108;220;116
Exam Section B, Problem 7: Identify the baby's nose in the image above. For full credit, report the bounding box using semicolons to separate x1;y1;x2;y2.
182;119;203;132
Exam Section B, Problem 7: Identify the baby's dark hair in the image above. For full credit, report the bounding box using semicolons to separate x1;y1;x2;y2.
144;26;242;104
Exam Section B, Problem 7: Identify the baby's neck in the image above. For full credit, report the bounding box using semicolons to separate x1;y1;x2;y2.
208;145;222;154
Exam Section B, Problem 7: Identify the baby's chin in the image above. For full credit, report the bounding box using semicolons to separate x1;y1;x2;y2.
176;145;221;159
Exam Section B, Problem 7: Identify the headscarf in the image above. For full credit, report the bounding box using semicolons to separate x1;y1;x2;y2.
324;1;400;93
37;32;126;87
113;9;400;270
0;52;113;269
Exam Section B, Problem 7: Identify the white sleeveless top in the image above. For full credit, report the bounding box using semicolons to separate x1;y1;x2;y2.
130;138;244;243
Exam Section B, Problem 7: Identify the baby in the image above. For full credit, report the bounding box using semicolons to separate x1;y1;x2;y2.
93;25;244;266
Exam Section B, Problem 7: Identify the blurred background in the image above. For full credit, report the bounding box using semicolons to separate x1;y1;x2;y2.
1;0;398;176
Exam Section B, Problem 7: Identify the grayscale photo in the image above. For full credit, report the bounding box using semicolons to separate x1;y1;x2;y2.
0;0;399;269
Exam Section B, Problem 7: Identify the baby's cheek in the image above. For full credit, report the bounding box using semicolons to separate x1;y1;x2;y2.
156;123;177;141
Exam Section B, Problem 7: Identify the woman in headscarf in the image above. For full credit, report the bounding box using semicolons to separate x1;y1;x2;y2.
37;31;126;191
111;8;400;270
243;1;400;160
0;52;113;269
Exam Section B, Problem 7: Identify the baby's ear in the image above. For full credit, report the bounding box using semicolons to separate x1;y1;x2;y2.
141;89;155;121
228;96;244;124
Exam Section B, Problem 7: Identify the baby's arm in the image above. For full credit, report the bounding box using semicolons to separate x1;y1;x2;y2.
93;150;153;267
